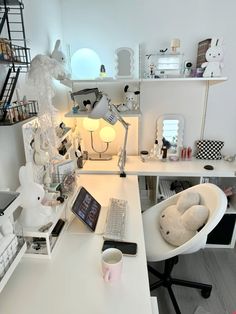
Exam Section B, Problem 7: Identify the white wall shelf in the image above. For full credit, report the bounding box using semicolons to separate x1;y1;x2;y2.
65;109;141;118
61;77;227;88
141;77;228;85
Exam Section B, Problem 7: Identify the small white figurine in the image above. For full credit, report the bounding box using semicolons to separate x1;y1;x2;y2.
201;38;224;77
17;163;52;227
117;85;140;111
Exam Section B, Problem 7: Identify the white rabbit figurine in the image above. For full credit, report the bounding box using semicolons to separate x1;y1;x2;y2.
17;162;52;227
50;39;70;80
51;39;66;64
201;38;224;77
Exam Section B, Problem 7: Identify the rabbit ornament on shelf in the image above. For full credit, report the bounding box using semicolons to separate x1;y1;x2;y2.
50;39;70;80
17;163;52;228
51;39;66;64
201;38;224;77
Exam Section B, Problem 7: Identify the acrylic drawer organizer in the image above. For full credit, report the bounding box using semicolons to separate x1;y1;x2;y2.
23;202;67;259
0;100;39;125
0;227;26;293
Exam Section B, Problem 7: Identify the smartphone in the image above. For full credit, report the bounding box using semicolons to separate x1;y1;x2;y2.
102;240;137;256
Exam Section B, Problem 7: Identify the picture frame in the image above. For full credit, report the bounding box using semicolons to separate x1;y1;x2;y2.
56;159;75;177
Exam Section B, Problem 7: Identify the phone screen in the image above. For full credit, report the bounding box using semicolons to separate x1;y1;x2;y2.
102;240;137;256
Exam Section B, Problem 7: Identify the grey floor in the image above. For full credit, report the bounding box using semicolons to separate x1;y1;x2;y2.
148;246;236;314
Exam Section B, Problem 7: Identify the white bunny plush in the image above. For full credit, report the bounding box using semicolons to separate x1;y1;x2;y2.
201;38;224;77
50;39;69;80
17;162;52;227
51;39;66;64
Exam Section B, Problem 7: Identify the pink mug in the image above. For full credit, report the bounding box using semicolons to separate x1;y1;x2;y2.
102;248;123;282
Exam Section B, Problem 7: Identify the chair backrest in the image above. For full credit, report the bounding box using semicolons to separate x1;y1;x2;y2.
142;183;227;262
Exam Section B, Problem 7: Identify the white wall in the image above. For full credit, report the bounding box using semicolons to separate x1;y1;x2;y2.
0;0;63;190
1;0;236;189
60;0;236;155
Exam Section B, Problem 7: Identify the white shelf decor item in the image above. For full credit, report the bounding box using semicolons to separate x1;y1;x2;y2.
115;47;135;79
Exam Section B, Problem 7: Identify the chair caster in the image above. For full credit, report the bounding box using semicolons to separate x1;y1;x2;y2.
201;288;211;298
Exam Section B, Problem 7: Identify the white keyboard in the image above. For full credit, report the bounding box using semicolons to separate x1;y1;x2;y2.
104;198;127;240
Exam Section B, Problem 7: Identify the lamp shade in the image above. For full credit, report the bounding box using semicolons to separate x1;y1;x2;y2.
89;94;118;125
83;117;100;131
71;48;101;79
99;126;116;143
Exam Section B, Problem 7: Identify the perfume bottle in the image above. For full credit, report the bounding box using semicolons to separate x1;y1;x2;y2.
153;139;159;158
161;146;167;161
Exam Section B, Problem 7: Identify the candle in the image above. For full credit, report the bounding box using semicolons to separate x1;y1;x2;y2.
171;38;180;53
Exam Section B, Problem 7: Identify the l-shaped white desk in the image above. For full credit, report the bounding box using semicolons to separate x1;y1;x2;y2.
1;155;236;313
0;175;156;314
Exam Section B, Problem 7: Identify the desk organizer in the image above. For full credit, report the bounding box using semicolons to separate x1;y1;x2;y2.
52;171;77;195
0;234;26;293
23;202;67;259
0;100;38;125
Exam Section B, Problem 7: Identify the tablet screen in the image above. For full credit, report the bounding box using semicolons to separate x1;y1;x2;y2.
71;187;101;231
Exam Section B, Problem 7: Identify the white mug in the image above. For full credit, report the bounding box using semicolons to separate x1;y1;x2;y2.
102;248;123;282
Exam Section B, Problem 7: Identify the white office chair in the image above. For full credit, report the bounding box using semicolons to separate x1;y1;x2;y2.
142;183;227;314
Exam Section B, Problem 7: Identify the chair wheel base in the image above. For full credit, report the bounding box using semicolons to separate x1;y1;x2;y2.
201;288;212;298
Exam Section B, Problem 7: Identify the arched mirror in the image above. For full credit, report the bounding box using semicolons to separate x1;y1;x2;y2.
156;114;184;156
115;47;134;78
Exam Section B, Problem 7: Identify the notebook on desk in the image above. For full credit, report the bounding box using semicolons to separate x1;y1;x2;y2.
0;191;20;216
67;186;127;240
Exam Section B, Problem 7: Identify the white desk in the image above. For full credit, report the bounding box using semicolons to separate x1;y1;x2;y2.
79;155;236;177
0;175;153;314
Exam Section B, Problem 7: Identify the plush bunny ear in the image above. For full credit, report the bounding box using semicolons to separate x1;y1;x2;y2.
216;38;223;46
182;205;209;231
52;39;61;53
210;38;218;47
124;85;129;93
19;162;34;186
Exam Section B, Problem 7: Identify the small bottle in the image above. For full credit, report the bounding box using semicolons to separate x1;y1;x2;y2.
100;64;107;78
161;146;167;161
187;147;192;160
153;139;159;158
181;147;187;160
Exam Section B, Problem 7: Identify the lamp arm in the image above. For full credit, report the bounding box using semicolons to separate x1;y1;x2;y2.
110;104;129;130
90;131;109;154
110;104;129;177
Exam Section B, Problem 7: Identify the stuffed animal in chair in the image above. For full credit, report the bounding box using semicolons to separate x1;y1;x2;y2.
159;191;209;246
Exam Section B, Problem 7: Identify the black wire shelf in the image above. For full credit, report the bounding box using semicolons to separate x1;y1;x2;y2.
0;100;38;125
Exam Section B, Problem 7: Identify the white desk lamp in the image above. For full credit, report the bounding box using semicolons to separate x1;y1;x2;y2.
83;118;116;160
89;93;130;177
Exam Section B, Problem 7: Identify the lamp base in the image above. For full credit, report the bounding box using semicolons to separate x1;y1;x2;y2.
89;154;112;161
